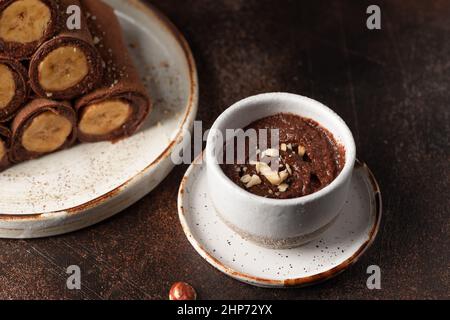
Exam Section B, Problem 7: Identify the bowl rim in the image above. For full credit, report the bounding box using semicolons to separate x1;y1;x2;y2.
205;92;356;205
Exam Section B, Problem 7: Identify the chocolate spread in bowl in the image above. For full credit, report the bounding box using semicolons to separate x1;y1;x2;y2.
221;113;345;199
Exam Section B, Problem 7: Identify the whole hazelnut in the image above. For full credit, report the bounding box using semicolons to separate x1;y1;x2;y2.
169;282;197;300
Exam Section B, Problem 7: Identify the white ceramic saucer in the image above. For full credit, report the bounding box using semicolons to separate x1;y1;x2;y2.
178;156;382;288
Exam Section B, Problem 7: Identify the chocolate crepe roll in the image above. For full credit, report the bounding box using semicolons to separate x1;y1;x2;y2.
75;0;151;143
0;55;28;121
0;0;59;59
10;98;76;163
0;125;10;171
29;0;103;100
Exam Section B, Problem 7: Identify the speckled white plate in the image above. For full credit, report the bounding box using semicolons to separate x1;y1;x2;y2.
178;157;382;288
0;0;198;238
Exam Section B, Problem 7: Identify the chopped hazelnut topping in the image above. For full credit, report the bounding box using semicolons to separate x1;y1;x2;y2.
262;148;279;158
278;183;289;192
264;171;282;185
246;175;262;188
254;161;264;174
279;170;289;183
285;163;292;175
240;174;252;184
222;113;343;199
302;185;307;193
298;145;306;157
253;162;290;186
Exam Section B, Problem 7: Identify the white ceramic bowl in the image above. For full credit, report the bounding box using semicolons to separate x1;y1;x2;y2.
205;93;356;249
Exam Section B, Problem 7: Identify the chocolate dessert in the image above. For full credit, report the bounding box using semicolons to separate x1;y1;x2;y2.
0;125;10;171
0;0;152;171
222;113;345;199
29;0;103;100
0;55;28;122
75;0;151;143
0;0;59;59
10;98;77;163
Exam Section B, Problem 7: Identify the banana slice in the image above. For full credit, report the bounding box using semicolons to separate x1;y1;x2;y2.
21;111;72;153
0;0;51;44
38;46;89;92
0;139;6;160
0;63;15;109
79;100;132;136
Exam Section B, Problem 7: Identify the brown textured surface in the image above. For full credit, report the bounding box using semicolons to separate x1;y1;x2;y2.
0;0;448;300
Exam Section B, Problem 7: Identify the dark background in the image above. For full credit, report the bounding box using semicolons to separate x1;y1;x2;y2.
0;0;448;299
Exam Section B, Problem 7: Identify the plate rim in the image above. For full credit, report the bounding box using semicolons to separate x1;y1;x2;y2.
178;156;382;288
0;0;199;221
